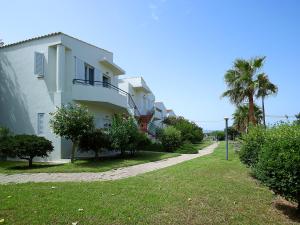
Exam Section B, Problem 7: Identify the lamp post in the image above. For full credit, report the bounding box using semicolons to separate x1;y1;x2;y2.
224;117;229;160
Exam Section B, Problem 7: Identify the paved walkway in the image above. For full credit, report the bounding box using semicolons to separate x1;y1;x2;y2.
0;142;218;184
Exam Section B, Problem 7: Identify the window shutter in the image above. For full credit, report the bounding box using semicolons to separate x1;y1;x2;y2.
75;57;85;80
34;52;44;77
94;68;101;82
37;113;45;135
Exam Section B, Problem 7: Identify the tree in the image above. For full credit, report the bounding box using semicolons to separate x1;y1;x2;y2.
108;114;140;156
163;116;204;143
226;126;240;140
158;126;182;152
232;104;263;133
0;39;4;47
50;103;94;163
256;73;278;128
79;129;111;159
222;57;266;124
0;135;53;167
294;113;300;125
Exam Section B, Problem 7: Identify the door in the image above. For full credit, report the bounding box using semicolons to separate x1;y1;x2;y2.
103;76;110;88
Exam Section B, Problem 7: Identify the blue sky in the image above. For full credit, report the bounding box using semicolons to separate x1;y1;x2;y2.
1;0;299;130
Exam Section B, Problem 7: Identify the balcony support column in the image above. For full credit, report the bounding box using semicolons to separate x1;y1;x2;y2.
56;44;65;93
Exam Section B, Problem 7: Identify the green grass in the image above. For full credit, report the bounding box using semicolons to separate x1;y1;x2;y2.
175;139;214;154
0;151;180;174
0;142;298;225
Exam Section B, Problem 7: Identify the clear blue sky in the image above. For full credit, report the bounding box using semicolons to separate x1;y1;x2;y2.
1;0;299;130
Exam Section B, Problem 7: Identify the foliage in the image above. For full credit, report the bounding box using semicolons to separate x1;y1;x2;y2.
79;129;111;159
108;114;140;156
226;126;240;140
0;135;53;167
253;123;300;210
139;142;165;152
49;103;94;162
222;57;266;124
256;73;278;127
295;113;300;125
210;130;225;141
232;104;263;133
158;126;182;152
239;125;266;167
163;116;204;143
174;141;198;154
0;126;11;141
136;132;151;150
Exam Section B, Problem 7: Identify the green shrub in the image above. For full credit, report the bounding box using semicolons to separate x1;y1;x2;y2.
108;114;140;156
140;142;164;152
175;142;198;154
136;132;151;150
79;129;111;159
0;135;53;167
159;126;182;152
253;124;300;210
210;130;225;141
239;125;266;167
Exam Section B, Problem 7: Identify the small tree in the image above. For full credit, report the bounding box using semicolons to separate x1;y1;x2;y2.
79;129;111;159
159;126;182;152
50;103;94;163
0;135;53;167
108;114;140;156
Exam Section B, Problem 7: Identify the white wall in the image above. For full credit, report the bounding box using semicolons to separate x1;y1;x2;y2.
0;36;63;161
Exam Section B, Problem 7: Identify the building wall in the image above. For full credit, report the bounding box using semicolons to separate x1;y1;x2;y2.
0;34;129;162
0;36;64;161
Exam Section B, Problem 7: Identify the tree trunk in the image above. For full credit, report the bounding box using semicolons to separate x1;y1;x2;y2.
248;94;256;125
262;96;266;128
71;141;78;163
94;150;99;160
28;158;33;167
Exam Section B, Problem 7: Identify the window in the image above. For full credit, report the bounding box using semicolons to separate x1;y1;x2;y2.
34;52;44;77
84;64;95;85
37;113;45;135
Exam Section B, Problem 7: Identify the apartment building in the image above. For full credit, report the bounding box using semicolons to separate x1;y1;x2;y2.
0;32;177;161
0;33;135;161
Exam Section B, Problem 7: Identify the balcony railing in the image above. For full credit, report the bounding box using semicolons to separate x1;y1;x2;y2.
73;79;140;117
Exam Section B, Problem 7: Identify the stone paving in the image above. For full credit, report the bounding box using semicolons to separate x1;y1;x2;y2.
0;142;219;184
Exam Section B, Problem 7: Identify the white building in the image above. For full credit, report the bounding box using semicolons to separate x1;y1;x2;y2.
118;77;158;136
166;109;176;117
0;32;136;162
154;102;168;128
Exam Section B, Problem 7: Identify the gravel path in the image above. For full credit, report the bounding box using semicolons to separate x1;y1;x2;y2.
0;142;218;184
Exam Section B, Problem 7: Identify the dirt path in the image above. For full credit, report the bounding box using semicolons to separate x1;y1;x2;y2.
0;142;219;184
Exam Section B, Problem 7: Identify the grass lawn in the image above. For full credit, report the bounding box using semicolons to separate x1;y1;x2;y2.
0;151;180;174
0;142;299;225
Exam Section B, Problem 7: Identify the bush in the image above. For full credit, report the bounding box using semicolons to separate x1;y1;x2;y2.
0;135;54;167
159;126;182;152
239;125;266;167
210;130;225;141
109;114;140;156
253;124;300;210
163;116;204;143
140;142;164;152
175;142;198;154
79;129;111;159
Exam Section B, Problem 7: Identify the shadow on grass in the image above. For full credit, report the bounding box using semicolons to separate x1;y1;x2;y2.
75;151;167;168
8;163;65;171
273;198;300;222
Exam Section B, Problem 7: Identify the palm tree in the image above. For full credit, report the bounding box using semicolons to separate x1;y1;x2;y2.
232;104;263;133
222;57;265;124
256;73;278;128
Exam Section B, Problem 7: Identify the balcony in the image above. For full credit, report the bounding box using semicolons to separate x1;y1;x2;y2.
72;79;139;114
